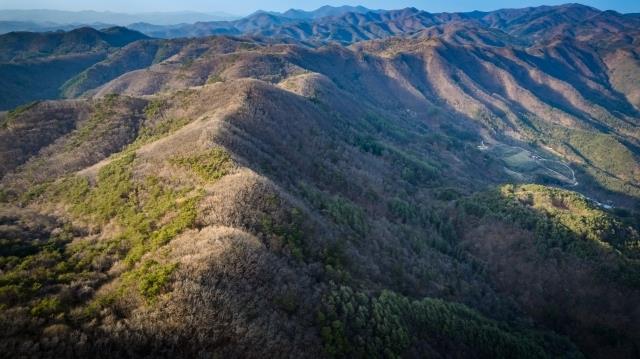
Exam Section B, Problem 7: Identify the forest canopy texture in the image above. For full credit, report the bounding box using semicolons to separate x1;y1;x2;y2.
0;3;640;358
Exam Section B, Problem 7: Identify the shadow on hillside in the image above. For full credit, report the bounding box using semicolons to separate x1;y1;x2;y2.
456;184;640;358
569;166;640;209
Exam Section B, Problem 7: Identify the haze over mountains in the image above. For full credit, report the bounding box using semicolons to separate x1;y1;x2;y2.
0;9;239;29
1;3;640;359
0;6;372;34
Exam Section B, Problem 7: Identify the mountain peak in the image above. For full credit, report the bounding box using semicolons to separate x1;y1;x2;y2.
282;5;372;19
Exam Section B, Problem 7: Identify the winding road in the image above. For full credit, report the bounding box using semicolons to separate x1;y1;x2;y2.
488;142;578;186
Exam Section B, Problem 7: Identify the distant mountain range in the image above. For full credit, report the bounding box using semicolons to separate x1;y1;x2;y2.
2;4;638;40
0;9;240;32
281;5;373;19
0;6;374;34
127;4;640;42
2;3;638;111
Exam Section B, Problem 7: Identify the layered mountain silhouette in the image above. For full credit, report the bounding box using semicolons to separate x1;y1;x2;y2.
0;9;239;28
121;4;639;42
0;26;147;110
0;3;639;359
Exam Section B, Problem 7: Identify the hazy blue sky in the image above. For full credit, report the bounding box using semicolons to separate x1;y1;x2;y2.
1;0;639;15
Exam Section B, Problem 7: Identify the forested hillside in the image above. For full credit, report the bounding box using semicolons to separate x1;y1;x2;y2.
0;3;639;358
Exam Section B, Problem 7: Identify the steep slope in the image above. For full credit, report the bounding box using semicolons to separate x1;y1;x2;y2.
0;26;148;62
0;53;106;111
458;184;640;358
361;34;640;203
1;5;640;359
0;27;149;110
0;73;586;359
1;33;640;357
69;30;640;205
61;39;189;98
4;4;639;111
0;95;146;184
605;47;640;110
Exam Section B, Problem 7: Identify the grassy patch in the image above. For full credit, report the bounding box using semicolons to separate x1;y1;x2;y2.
54;153;201;266
46;152;134;223
35;152;202;313
0;223;75;311
123;259;178;302
169;148;233;182
30;296;62;317
206;74;224;84
143;98;165;118
18;182;52;205
125;116;192;154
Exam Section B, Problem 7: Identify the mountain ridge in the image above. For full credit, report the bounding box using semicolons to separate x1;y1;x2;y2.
0;3;639;358
0;26;148;110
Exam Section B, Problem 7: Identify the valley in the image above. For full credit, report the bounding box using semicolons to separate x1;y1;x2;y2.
488;143;578;186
